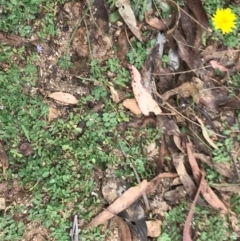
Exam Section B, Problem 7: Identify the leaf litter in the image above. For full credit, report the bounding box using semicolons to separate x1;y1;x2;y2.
1;0;240;240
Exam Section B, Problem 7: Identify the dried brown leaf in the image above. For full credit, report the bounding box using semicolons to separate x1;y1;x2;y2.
116;0;142;41
145;13;168;31
194;153;236;179
156;116;181;136
87;180;149;228
183;173;204;241
114;216;132;241
162;82;199;102
48;92;78;104
186;143;228;213
93;0;109;32
172;154;197;198
196;116;218;149
117;29;131;66
122;98;141;115
174;29;202;69
183;0;208;29
109;85;120;103
72;28;88;57
210;60;228;72
48;106;61;122
129;65;162;116
147;172;179;194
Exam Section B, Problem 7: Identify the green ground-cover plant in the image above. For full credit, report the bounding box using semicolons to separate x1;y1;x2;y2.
0;0;63;38
1;0;240;240
158;201;238;241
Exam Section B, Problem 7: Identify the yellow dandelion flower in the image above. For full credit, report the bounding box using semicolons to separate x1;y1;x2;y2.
212;8;236;34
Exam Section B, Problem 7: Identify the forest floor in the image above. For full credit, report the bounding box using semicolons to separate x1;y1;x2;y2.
0;0;240;240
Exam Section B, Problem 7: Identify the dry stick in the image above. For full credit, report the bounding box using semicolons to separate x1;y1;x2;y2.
124;27;138;57
152;64;213;76
118;140;150;211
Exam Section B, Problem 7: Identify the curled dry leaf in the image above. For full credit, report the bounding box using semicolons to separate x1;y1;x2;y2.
48;92;78;104
129;65;162;116
116;0;142;41
122;98;141;115
113;216;132;241
87;180;149;228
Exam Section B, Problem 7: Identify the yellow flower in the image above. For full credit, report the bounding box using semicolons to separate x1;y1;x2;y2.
212;8;236;34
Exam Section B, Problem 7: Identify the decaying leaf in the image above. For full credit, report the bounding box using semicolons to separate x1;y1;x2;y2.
122;98;142;115
164;185;187;204
87;180;149;228
48;92;78;104
72;28;89;57
116;0;142;41
156;116;181;136
162;81;200;102
186;143;228;213
209;183;240;194
194;153;236;179
182;0;208;48
129;65;162;116
145;12;168;31
146;220;162;237
147;172;179;194
183;172;204;241
168;48;180;70
210;60;228;72
113;216;132;241
117;29;132;66
174;29;202;70
196;116;218;150
48;106;61;122
109;85;120;103
93;0;109;33
172;154;197;198
0;143;8;179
